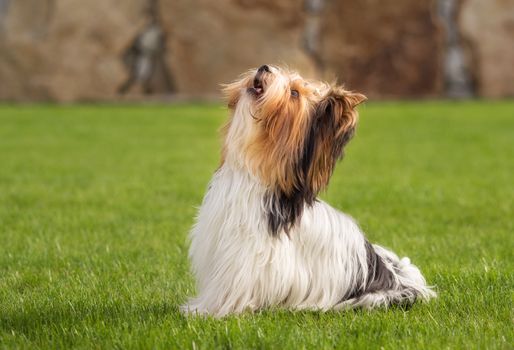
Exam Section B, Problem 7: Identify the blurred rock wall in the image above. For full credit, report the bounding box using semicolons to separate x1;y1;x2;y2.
0;0;512;102
321;0;444;98
460;0;514;98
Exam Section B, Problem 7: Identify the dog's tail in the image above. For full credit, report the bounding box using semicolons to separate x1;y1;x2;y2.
336;244;436;310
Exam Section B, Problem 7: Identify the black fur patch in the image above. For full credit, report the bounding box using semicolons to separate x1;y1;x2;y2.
264;190;309;237
363;241;395;293
341;241;396;301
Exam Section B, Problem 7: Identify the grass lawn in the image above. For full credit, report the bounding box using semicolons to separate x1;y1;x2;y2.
0;101;512;349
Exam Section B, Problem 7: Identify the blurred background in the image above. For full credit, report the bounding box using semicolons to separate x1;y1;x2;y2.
0;0;512;103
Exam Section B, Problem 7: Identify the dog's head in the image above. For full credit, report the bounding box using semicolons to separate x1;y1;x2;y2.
222;65;366;234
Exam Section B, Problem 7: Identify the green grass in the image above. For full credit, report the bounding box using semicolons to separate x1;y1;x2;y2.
0;101;512;349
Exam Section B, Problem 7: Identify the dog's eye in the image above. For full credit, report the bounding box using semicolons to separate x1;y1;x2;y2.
291;89;299;98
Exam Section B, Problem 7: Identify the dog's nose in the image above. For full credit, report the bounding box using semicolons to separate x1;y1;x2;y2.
258;65;270;73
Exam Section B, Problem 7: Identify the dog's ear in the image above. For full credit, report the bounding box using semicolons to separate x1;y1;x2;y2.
344;91;367;109
301;88;366;197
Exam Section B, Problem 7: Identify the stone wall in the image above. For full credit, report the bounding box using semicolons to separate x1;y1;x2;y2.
0;0;512;101
320;0;443;98
0;0;146;102
158;0;315;96
460;0;514;98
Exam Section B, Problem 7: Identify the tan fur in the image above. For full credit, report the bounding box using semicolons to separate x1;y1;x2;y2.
222;65;366;197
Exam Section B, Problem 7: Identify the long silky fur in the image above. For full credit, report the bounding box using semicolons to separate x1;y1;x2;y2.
264;89;358;236
182;66;436;317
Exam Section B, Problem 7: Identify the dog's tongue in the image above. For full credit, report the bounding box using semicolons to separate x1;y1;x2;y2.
253;76;264;95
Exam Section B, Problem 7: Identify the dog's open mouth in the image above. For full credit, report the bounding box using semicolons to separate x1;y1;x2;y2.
248;76;265;97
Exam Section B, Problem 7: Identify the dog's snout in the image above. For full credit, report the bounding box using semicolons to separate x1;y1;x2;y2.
258;65;270;73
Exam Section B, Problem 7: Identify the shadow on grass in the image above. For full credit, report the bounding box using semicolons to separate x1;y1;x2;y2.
0;300;183;336
1;296;423;334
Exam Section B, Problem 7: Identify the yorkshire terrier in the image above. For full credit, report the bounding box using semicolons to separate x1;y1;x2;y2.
182;65;435;317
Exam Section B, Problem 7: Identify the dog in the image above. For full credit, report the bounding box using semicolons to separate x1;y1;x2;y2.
181;65;435;317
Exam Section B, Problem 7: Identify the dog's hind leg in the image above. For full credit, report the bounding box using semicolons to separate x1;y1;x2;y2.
334;244;436;310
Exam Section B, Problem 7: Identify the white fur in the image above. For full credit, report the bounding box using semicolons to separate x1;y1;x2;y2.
181;163;435;317
181;82;435;317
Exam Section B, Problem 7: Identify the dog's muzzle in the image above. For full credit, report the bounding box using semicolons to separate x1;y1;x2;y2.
248;65;270;97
